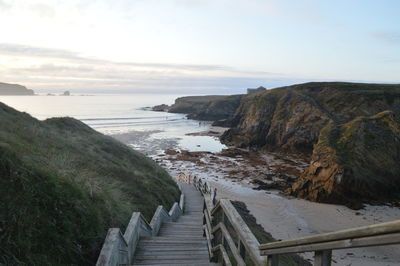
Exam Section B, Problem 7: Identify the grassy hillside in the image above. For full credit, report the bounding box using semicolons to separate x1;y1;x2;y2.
0;102;180;265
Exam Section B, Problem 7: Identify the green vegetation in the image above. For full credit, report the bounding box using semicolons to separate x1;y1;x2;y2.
168;94;243;121
0;102;180;265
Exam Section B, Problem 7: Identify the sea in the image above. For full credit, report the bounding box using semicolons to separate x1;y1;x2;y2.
0;94;226;155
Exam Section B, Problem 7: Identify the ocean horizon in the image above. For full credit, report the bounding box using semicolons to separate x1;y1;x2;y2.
0;94;227;154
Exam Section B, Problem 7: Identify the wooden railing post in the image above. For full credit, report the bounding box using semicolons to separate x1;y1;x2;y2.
267;255;279;266
314;250;332;266
212;188;217;205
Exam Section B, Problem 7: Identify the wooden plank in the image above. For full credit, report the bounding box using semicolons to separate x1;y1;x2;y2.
219;199;267;266
261;232;400;255
212;244;233;266
314;250;332;266
204;224;213;259
96;185;189;266
179;194;185;211
260;220;400;251
122;212;141;263
204;210;214;258
210;200;222;216
212;223;246;266
168;202;182;222
267;255;279;266
96;228;128;266
149;206;171;236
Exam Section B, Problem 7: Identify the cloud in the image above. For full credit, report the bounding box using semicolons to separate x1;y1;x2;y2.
0;43;79;59
0;43;285;93
0;0;11;10
0;43;246;72
29;3;55;18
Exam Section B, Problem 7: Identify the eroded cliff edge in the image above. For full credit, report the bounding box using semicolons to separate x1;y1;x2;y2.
158;82;400;207
220;82;400;207
287;111;400;208
154;94;244;121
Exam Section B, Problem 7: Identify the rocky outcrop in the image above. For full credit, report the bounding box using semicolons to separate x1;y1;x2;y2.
287;111;400;208
152;104;170;112
221;82;400;153
0;82;34;95
220;82;400;206
167;94;244;121
153;82;400;206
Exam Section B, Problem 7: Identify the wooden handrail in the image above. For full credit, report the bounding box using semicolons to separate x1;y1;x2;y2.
212;245;233;266
212;223;246;266
261;232;400;255
260;220;400;265
215;199;266;265
260;220;400;251
189;174;266;265
185;173;400;266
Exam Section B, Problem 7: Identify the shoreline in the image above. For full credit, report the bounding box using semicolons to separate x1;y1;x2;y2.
110;118;400;266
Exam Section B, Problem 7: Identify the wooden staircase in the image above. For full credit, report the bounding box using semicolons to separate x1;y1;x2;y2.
133;184;216;265
97;173;400;266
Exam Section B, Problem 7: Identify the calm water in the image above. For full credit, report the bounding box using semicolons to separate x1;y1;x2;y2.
0;94;226;153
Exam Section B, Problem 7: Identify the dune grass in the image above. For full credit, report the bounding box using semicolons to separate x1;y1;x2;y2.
0;102;180;265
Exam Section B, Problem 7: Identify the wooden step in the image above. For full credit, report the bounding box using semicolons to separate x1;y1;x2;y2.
160;227;203;232
133;258;210;264
132;183;213;265
132;262;216;266
159;233;204;238
159;229;204;234
179;215;203;219
139;237;207;243
135;254;209;260
136;246;208;252
135;249;209;256
178;218;203;221
162;222;202;226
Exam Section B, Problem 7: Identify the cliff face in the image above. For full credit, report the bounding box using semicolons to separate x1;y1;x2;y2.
168;94;244;121
0;82;35;95
287;111;400;208
222;82;400;152
220;82;400;206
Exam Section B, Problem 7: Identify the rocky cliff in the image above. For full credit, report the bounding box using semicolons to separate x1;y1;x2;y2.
0;82;35;95
220;82;400;207
165;94;244;121
221;82;400;152
287;111;400;208
152;82;400;207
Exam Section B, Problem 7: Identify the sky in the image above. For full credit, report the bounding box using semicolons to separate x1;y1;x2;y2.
0;0;399;94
